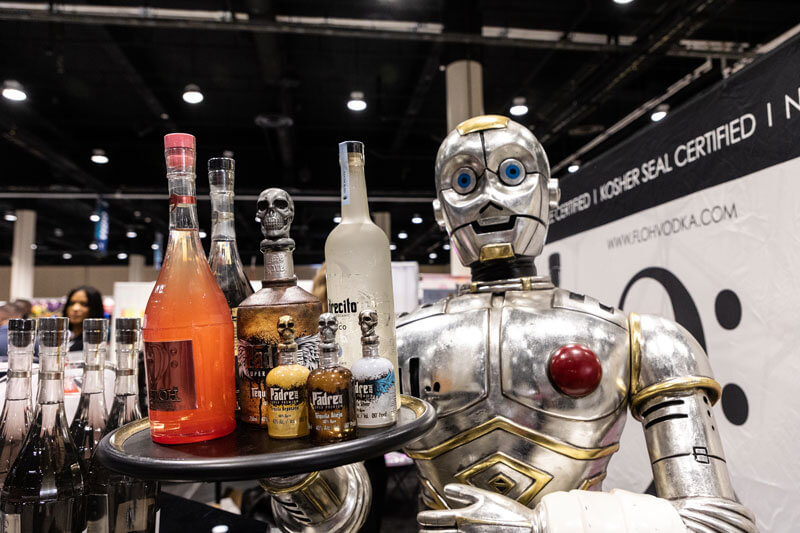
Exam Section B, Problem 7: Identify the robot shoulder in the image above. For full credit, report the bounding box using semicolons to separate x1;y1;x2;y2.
550;288;627;330
629;312;721;417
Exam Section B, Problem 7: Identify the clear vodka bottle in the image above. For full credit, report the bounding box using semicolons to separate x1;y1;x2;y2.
69;318;109;462
0;317;87;532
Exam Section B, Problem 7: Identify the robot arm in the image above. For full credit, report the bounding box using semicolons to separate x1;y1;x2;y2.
260;463;371;533
630;313;757;533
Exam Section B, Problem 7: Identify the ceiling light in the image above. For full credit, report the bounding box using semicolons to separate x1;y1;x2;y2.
117;252;128;260
144;217;152;223
4;212;17;222
333;215;342;223
54;227;64;237
390;243;397;251
160;113;170;120
199;230;207;239
347;91;367;112
89;214;101;222
91;149;109;165
133;210;142;218
62;252;72;260
182;84;204;104
397;231;408;240
126;230;137;239
510;97;528;117
428;252;438;259
411;214;423;224
1;80;27;102
613;0;634;4
30;244;37;250
567;161;581;174
151;243;159;250
223;150;234;158
89;242;99;251
443;243;451;251
650;103;669;122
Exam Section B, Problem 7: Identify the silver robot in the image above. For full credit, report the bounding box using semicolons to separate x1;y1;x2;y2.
261;115;757;532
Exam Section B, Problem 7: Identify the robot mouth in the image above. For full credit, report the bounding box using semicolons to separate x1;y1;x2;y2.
471;216;517;234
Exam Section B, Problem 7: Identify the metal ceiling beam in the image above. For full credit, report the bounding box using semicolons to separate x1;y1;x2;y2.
0;191;436;203
0;6;755;60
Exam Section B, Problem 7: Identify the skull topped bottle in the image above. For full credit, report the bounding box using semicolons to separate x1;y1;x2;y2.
306;314;356;443
236;188;321;427
352;309;397;429
265;316;310;439
324;141;400;407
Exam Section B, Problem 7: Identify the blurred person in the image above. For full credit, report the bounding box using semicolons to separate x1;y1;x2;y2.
10;299;31;319
63;285;105;352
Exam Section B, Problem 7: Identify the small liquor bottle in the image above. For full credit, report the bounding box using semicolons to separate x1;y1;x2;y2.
352;310;397;429
143;133;236;444
1;317;86;532
70;318;109;461
307;314;356;443
265;316;310;439
0;319;35;489
86;318;159;533
236;189;321;427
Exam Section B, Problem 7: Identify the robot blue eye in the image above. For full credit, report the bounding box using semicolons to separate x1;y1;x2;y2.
505;164;521;179
458;173;472;188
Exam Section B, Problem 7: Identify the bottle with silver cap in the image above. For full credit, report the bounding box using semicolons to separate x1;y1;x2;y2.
107;318;143;431
0;318;35;489
351;309;397;429
307;313;356;443
70;318;109;462
1;317;86;532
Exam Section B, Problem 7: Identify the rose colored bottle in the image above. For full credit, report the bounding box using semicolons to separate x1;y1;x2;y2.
142;133;236;444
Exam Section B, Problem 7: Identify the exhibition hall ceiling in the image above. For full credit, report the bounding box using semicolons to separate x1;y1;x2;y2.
0;0;797;265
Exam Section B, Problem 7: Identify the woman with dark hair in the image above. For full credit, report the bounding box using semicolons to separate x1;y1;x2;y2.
63;285;105;352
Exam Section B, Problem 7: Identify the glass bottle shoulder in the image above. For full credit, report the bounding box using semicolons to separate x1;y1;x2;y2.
266;364;309;387
239;282;320;308
307;366;352;387
351;355;394;378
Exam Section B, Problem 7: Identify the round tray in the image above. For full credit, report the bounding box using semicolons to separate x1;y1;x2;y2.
96;395;435;481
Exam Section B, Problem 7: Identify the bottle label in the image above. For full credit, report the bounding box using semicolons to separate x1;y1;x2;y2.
355;371;397;424
267;384;308;438
144;340;198;411
339;146;350;205
310;389;346;411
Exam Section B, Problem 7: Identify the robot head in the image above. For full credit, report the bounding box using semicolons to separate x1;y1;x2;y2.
257;188;294;240
433;115;560;266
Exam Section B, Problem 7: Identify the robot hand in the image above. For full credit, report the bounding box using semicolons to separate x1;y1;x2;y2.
417;483;536;533
670;497;757;533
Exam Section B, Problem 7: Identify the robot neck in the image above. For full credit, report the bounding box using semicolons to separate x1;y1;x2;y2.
470;256;537;282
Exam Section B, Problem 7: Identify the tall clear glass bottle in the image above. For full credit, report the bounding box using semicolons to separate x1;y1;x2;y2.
0;317;86;532
324;141;399;405
86;318;159;533
70;318;109;461
207;156;254;309
143;133;236;444
0;319;35;489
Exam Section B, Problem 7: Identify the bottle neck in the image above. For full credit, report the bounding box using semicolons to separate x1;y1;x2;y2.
361;343;380;359
168;174;199;231
37;346;66;406
114;345;139;398
278;348;299;366
341;152;371;223
210;171;236;242
319;348;339;368
82;342;106;394
5;347;32;402
262;247;296;282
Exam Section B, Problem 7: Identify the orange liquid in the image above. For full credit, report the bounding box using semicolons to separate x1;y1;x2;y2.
143;229;236;444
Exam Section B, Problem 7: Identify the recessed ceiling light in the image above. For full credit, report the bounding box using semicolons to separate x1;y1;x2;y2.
62;252;72;260
182;84;204;104
89;242;99;250
411;214;423;224
650;103;669;122
510;97;528;117
151;243;159;250
613;0;634;4
199;230;207;239
117;252;128;260
390;243;397;251
30;243;37;250
333;215;342;223
567;161;581;174
1;80;27;102
54;227;64;237
4;212;17;222
443;243;451;251
428;252;438;259
126;230;137;239
89;214;101;222
160;113;170;120
347;91;367;112
144;217;152;223
397;231;408;240
91;149;109;165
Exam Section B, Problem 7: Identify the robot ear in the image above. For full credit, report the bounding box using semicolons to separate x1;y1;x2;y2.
548;178;561;210
432;199;447;231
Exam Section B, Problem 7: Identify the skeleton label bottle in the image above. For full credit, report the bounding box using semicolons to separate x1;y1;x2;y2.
352;310;397;429
265;316;310;439
236;189;322;427
307;314;356;443
324;141;400;406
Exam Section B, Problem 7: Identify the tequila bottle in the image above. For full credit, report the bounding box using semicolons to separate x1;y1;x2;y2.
236;188;321;426
69;318;109;462
265;316;309;439
307;314;355;443
143;133;236;444
352;310;397;429
324;141;399;406
0;319;35;489
0;317;87;532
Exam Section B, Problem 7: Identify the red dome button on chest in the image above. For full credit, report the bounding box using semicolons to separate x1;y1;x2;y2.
548;344;602;398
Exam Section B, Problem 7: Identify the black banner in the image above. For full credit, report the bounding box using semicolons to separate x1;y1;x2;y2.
548;34;800;242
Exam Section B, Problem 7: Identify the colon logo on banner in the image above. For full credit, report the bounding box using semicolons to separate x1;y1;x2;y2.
542;35;800;532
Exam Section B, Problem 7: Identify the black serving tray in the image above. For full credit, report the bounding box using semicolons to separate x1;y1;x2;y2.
96;395;435;481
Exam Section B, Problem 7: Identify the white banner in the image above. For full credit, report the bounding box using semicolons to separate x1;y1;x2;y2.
542;157;800;532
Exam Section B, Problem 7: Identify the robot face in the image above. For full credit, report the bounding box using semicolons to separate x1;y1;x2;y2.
277;315;295;342
433;116;560;266
257;188;295;240
318;313;337;343
358;309;378;337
